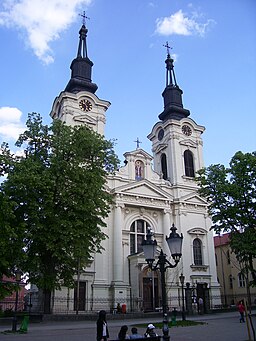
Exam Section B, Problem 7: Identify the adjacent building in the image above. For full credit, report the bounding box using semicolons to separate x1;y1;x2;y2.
214;234;256;308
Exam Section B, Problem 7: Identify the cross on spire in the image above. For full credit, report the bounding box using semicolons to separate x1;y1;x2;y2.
134;137;142;149
163;41;172;56
79;11;90;26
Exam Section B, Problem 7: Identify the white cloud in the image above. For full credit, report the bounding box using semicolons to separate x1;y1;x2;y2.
0;107;25;141
0;0;92;64
148;2;156;8
155;9;215;37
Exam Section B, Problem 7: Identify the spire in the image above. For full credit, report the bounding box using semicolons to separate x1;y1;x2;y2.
158;42;190;121
65;13;98;94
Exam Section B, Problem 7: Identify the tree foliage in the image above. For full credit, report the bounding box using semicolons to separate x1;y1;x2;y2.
196;151;256;285
0;113;119;308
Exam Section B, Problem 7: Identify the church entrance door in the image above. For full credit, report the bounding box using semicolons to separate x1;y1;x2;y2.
74;281;86;311
142;269;159;311
196;283;209;314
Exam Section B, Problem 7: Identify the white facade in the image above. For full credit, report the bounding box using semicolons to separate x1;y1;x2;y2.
50;91;110;135
50;25;220;314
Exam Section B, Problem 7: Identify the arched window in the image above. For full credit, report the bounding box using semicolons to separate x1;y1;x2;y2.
193;238;203;265
184;150;195;177
227;250;230;264
130;219;150;254
135;160;144;180
229;275;233;289
161;153;168;180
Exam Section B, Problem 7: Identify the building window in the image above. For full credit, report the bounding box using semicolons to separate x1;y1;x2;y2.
130;220;150;254
135;160;144;180
184;150;195;177
193;238;203;265
229;275;233;289
161;153;168;180
238;273;246;287
227;250;230;264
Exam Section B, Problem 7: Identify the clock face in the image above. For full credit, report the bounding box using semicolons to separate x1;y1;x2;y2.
158;128;164;141
182;125;192;136
79;99;92;112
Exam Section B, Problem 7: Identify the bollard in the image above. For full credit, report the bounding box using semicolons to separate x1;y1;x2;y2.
171;308;177;326
19;315;29;333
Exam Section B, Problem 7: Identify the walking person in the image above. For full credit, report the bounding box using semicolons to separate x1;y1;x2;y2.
117;325;130;340
238;301;245;323
198;297;204;315
97;310;109;341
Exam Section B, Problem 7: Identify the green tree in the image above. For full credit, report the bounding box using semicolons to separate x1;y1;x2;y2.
0;142;26;299
0;113;119;312
0;190;26;299
196;151;256;286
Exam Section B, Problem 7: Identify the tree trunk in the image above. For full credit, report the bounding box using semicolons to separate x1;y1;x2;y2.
43;289;52;314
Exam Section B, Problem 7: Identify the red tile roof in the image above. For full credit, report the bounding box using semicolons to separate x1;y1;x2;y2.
214;233;231;247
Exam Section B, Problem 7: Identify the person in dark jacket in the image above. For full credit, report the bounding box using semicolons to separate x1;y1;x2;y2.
144;323;158;337
97;310;109;341
118;325;130;340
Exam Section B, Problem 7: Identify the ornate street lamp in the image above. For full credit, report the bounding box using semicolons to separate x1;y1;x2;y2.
179;273;186;321
142;224;183;341
12;269;22;332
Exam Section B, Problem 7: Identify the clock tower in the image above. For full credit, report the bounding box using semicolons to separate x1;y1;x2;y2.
50;23;110;135
148;49;205;189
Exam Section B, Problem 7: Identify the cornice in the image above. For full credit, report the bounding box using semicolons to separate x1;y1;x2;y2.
115;192;171;209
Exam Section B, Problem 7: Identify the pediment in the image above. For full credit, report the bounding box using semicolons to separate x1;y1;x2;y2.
154;143;168;154
124;148;153;161
73;114;97;125
187;227;208;235
112;179;173;201
179;139;197;148
179;193;208;205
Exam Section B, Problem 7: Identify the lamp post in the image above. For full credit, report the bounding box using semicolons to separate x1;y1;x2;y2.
142;224;183;341
179;273;186;321
12;270;22;332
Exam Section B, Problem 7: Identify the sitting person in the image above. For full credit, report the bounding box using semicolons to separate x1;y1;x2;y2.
130;327;143;339
144;323;158;337
118;325;130;340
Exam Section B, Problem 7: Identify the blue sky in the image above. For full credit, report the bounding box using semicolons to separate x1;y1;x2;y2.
0;0;255;167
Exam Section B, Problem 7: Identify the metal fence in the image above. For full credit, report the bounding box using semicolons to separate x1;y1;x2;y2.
1;293;255;315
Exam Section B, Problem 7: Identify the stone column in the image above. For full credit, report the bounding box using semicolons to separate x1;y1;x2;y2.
163;208;171;254
185;283;193;315
113;204;123;282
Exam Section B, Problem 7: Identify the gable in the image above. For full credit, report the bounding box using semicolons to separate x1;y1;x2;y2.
179;193;208;206
188;227;208;235
154;143;168;154
124;148;153;161
112;179;173;201
179;139;197;148
73;114;97;126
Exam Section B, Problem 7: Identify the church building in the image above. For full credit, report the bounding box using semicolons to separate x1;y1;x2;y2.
49;22;220;314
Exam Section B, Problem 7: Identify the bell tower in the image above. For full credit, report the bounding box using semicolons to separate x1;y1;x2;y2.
148;43;205;189
50;18;110;135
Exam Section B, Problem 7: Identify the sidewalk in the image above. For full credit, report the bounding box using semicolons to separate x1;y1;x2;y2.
0;311;255;341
